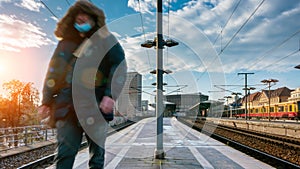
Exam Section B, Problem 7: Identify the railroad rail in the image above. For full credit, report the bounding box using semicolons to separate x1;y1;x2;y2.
179;117;300;169
0;120;134;169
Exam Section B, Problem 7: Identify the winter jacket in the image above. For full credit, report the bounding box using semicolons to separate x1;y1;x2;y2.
42;35;127;119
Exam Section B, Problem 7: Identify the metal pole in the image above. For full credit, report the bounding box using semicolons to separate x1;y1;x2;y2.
268;83;271;121
261;79;278;121
154;0;165;159
248;90;250;119
245;75;248;120
238;73;254;120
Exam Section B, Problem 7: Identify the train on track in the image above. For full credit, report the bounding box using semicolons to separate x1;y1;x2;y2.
188;100;300;120
223;101;300;120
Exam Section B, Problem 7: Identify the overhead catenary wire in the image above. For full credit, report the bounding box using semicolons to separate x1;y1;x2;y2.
137;0;153;70
212;0;242;45
197;0;242;74
230;50;299;94
65;0;71;6
165;0;170;92
196;0;264;82
218;0;265;55
245;29;300;70
40;0;58;19
255;49;299;74
227;29;300;86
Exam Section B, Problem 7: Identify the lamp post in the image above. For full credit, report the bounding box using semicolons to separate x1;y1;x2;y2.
261;79;278;121
141;0;178;159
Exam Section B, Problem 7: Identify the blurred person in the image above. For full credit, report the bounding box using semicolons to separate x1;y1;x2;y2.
38;1;127;168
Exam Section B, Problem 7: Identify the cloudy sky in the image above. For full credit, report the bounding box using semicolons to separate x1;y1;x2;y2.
0;0;299;102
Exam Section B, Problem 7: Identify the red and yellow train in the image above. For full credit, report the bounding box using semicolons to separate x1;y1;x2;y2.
230;101;300;120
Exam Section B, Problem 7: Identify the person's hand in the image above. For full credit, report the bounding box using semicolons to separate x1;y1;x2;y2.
99;96;115;114
38;105;50;120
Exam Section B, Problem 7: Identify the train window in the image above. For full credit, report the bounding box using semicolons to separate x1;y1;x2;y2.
270;107;274;113
278;106;284;112
289;105;293;112
285;106;288;112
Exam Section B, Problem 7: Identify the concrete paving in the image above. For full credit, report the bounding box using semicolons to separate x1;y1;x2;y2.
70;117;275;169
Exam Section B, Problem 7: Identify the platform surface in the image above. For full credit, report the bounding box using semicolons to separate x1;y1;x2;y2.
50;117;275;169
74;117;274;169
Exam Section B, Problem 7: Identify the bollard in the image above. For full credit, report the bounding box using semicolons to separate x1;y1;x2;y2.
45;127;48;141
24;127;28;146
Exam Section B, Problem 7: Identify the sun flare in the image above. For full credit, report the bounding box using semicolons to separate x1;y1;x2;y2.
0;64;5;74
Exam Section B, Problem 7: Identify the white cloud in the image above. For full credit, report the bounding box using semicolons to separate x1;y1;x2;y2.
127;0;155;13
50;16;58;22
0;0;11;6
15;0;44;12
0;14;55;52
124;0;300;77
174;0;300;73
128;0;177;13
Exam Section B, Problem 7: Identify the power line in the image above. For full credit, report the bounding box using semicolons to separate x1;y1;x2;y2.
225;30;300;89
137;0;153;70
165;0;171;90
40;0;58;19
65;0;71;6
219;0;265;55
255;49;299;73
246;29;300;70
224;46;299;90
196;0;265;82
196;0;242;79
213;0;242;45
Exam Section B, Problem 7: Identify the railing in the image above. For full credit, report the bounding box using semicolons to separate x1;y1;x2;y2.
0;116;128;152
0;125;56;151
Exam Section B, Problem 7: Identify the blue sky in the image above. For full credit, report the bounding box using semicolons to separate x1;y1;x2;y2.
0;0;300;103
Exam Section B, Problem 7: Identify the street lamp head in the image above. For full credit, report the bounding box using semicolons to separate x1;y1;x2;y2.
295;64;300;69
150;69;173;74
150;70;156;74
141;40;155;48
270;79;278;83
163;69;172;74
218;98;225;102
152;82;168;86
153;89;166;92
261;79;279;84
141;37;178;48
164;39;179;47
224;96;232;98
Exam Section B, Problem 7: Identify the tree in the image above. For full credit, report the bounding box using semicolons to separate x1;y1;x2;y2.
2;80;40;127
0;96;9;128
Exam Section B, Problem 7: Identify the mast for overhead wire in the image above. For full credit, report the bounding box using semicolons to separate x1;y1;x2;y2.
238;72;254;121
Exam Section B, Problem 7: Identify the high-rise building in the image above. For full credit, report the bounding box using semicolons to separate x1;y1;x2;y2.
141;100;149;111
116;72;142;120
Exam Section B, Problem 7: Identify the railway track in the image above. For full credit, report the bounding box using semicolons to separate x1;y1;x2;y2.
0;120;134;169
179;117;300;169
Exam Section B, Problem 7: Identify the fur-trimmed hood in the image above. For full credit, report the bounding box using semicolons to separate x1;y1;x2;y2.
54;0;107;39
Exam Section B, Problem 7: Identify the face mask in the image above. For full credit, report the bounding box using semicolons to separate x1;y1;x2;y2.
74;23;92;33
